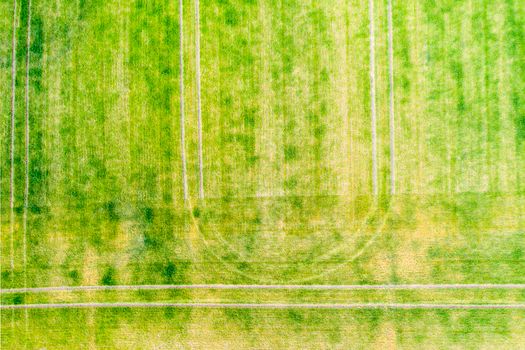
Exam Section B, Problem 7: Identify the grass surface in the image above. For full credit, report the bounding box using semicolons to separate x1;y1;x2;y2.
1;0;525;348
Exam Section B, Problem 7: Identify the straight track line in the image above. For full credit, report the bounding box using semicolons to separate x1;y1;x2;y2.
10;0;18;273
179;0;188;201
24;0;32;269
195;0;204;199
368;0;378;196
3;284;525;294
24;0;32;335
24;0;32;282
9;0;18;331
3;302;525;310
387;0;395;195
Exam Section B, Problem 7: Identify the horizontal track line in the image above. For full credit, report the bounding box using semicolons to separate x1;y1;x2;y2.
2;303;525;310
2;284;525;294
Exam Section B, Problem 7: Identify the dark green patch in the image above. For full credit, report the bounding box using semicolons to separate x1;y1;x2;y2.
284;145;298;161
68;269;81;284
101;266;117;286
287;310;304;323
13;294;24;305
224;8;239;26
192;207;201;218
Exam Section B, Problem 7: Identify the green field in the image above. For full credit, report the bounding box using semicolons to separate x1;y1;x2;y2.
1;0;525;348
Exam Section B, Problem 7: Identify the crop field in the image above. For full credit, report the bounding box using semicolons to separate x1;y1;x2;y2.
1;0;525;348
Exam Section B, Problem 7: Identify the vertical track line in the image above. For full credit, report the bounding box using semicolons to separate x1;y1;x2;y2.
0;5;3;340
387;0;395;195
195;0;204;199
24;0;33;337
10;0;18;274
10;0;19;333
368;0;378;196
179;0;188;201
0;68;2;348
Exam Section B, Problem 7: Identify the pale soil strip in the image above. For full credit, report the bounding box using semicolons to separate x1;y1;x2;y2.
387;0;395;195
10;0;18;273
3;284;525;294
179;0;188;201
24;0;32;335
0;131;1;339
368;0;378;195
2;302;525;310
24;0;32;270
195;0;204;199
9;0;19;332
